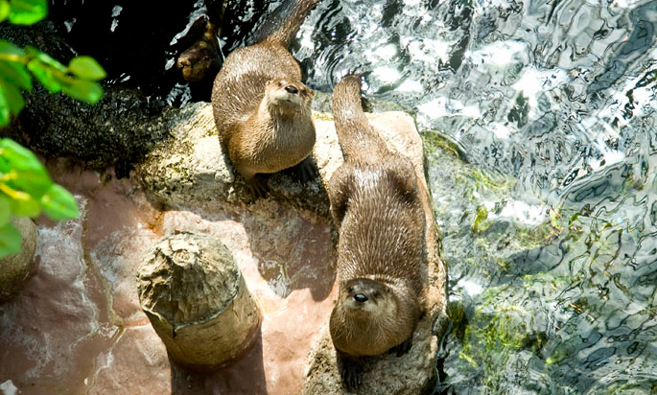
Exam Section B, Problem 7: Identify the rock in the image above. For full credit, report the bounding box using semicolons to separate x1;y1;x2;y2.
0;217;38;302
136;102;448;393
137;231;260;370
136;102;335;217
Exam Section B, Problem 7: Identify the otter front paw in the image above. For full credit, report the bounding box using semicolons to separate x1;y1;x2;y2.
337;354;363;390
389;336;413;357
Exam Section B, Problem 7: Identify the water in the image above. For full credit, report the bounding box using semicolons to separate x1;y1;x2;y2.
289;0;657;393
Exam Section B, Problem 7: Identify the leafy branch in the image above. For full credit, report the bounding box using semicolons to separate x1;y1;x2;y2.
0;0;107;258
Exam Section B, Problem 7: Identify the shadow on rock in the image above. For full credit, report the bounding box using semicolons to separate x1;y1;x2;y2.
170;332;267;395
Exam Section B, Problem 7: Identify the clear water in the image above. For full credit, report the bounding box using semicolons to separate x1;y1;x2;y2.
291;0;657;393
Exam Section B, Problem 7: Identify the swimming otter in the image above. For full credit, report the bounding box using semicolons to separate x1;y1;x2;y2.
328;74;427;390
211;0;319;196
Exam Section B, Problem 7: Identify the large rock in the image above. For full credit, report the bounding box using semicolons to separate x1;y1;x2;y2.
0;217;38;302
136;103;449;393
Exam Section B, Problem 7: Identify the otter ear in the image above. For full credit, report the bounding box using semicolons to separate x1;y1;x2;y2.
328;164;354;226
307;88;315;98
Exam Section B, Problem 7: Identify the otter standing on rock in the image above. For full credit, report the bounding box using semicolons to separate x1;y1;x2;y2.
328;75;427;390
211;0;319;196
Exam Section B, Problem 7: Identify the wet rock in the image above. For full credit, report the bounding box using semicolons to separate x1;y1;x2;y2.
137;231;260;369
0;217;38;302
136;102;448;393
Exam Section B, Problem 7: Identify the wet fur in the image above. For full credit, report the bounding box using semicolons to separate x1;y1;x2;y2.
328;75;426;388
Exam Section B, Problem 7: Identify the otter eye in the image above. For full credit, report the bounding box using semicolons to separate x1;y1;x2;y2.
354;293;368;303
278;81;284;87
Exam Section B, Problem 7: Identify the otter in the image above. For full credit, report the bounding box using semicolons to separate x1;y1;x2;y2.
177;17;220;83
211;0;319;196
328;74;427;390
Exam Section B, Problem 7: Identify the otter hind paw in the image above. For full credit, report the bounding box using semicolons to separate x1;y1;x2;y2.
389;336;413;357
244;177;269;200
285;156;318;183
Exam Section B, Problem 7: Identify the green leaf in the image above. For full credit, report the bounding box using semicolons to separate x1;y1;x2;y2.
8;0;47;25
26;46;67;72
0;221;21;259
0;59;32;90
27;58;62;92
0;155;10;174
0;138;43;171
0;84;10;127
61;79;103;104
7;190;40;217
0;195;9;227
0;39;25;57
0;79;25;116
0;138;52;198
0;1;10;23
68;56;106;81
41;184;78;220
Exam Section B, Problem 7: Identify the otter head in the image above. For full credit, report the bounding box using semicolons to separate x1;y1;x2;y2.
265;79;314;116
340;278;396;319
330;277;410;356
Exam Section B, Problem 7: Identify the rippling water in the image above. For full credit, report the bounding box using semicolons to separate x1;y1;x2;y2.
291;0;657;393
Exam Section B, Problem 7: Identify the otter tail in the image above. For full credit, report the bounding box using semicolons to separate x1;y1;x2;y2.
265;0;321;47
332;74;389;161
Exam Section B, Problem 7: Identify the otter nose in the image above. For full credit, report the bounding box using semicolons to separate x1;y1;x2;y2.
284;85;299;94
353;293;368;303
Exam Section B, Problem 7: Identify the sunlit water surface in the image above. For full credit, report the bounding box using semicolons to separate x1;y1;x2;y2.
291;0;657;393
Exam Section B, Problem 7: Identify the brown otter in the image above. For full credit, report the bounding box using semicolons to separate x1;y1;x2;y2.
211;0;319;196
177;17;220;83
328;74;427;390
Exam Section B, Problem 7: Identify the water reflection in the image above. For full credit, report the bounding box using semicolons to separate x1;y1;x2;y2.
293;0;657;393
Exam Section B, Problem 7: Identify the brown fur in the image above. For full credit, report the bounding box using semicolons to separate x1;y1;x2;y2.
328;75;426;388
211;0;319;184
177;17;220;83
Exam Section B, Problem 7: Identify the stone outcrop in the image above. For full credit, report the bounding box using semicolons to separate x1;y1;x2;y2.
0;99;447;395
0;217;38;302
137;231;260;370
136;103;448;393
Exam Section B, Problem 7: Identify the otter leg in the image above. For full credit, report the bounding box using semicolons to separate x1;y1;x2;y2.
282;155;319;183
389;335;413;357
336;352;363;390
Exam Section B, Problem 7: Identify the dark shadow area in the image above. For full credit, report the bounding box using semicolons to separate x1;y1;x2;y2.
170;331;267;395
